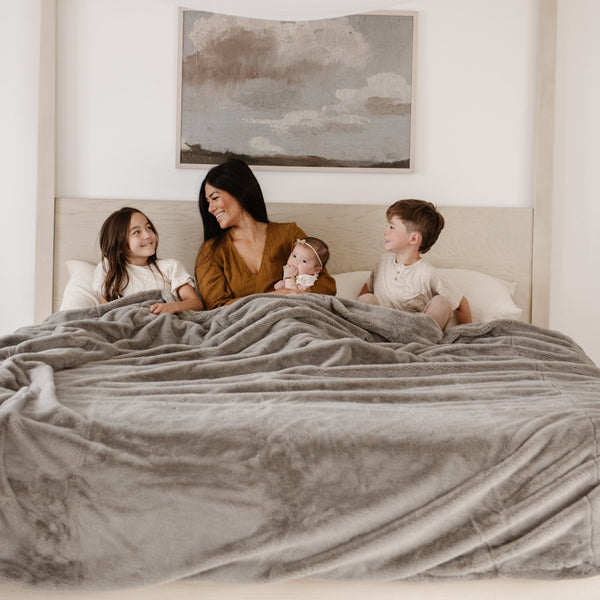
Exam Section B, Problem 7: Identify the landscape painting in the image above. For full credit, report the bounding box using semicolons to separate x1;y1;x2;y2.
178;10;416;171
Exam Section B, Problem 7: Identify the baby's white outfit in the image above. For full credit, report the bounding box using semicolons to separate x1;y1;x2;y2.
371;254;462;312
93;258;194;299
295;273;319;288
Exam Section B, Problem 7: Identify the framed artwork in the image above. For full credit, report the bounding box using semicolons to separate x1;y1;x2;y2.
177;10;416;171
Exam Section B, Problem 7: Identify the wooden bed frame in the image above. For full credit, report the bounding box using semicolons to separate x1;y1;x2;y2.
52;197;534;322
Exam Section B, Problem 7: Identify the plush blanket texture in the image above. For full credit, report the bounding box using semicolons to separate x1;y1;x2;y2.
1;292;600;590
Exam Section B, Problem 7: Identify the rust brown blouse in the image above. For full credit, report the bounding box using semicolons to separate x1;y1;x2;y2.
195;222;336;310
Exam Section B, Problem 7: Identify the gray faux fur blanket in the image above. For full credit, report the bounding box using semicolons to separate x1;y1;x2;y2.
1;291;599;589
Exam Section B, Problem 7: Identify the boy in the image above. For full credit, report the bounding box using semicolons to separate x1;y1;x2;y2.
358;199;472;329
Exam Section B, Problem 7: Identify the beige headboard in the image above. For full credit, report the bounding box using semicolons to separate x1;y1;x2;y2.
53;197;533;321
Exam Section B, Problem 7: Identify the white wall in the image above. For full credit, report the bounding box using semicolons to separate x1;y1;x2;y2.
551;0;600;365
54;0;539;208
3;0;599;366
0;0;40;333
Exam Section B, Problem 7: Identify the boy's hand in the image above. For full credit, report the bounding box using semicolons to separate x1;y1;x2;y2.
455;296;472;324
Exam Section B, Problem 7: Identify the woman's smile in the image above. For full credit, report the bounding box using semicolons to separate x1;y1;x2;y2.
205;183;244;229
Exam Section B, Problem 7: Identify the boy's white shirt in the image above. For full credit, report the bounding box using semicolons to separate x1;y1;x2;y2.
92;258;194;299
370;254;462;312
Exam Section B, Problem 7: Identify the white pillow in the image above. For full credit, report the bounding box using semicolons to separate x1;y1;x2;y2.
334;270;371;300
334;268;522;324
59;260;102;310
437;268;522;324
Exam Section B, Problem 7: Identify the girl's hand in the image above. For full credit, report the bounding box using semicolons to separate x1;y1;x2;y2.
149;286;204;315
150;302;179;315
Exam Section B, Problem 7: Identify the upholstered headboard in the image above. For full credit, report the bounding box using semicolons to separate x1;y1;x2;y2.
53;197;533;321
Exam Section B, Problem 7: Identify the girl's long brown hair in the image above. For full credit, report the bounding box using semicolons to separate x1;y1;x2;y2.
99;207;160;301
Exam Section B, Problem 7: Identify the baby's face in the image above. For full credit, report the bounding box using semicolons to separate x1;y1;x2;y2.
287;244;321;276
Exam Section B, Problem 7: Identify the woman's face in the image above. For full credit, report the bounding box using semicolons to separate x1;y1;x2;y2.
205;183;244;230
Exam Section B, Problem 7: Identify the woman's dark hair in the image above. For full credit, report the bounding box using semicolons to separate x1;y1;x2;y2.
99;207;159;301
198;158;269;242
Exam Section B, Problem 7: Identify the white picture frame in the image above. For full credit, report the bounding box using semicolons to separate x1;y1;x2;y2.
176;10;417;172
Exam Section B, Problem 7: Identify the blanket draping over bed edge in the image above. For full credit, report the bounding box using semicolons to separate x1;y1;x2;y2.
1;292;599;590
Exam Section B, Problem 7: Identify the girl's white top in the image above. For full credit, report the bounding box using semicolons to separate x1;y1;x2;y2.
371;255;462;312
92;258;194;299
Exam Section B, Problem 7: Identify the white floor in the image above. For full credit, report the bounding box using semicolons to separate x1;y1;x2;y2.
2;576;600;600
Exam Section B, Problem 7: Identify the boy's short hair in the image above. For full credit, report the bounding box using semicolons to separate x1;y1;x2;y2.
386;199;445;254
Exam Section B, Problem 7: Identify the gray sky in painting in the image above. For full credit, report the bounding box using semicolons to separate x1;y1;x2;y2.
180;11;413;163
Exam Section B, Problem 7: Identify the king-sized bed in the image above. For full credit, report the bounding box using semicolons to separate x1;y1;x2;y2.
1;198;600;599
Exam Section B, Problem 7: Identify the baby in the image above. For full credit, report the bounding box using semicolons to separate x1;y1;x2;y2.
274;237;329;292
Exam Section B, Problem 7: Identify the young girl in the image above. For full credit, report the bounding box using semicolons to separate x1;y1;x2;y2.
92;207;204;314
274;237;329;292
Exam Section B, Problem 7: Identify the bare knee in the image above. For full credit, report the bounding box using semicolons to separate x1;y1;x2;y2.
357;293;380;305
423;295;452;329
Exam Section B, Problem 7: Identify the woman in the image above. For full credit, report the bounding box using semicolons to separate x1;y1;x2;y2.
195;159;336;309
